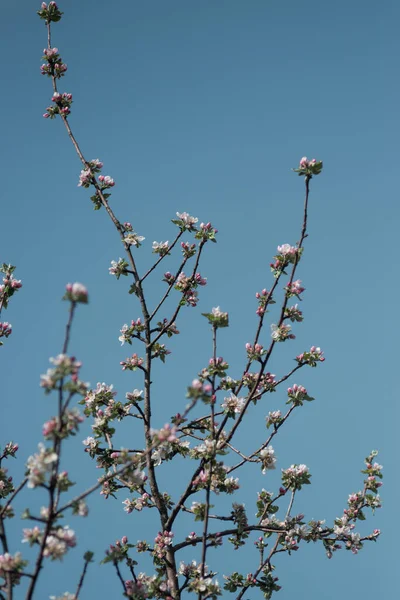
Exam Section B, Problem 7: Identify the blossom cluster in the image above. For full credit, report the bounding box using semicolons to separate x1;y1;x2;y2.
293;156;323;177
195;221;218;242
124;573;170;599
287;384;314;406
37;1;63;23
266;410;282;428
187;378;213;402
284;303;303;322
181;240;197;258
120;353;144;371
193;463;239;494
153;530;174;559
271;244;301;276
26;443;58;488
63;282;88;304
245;342;265;361
202;306;229;328
122;493;151;514
224;571;280;596
188;576;221;597
0;467;14;499
281;464;311;491
151;426;189;466
42;408;83;440
109;257;129;278
0;552;27;586
41;46;67;78
221;394;245;417
76;159;115;209
286;279;305;298
242;371;276;395
0;264;22;310
174;271;207;307
152;240;170;256
200;356;229;379
119;318;146;345
78;159;103;188
103;536;132;564
40;354;84;393
255;288;275;316
296;346;325;366
172;211;199;232
0;321;12;344
259;445;277;473
1;441;19;460
23;525;76;560
124;231;145;248
271;323;295;342
43;91;73;119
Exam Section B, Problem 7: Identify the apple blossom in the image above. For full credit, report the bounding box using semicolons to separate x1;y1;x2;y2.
286;279;305;296
152;241;170;256
221;394;245;416
26;444;58;488
98;175;115;189
181;241;196;258
259;446;277;473
271;323;295;342
64;282;88;304
120;353;144;371
266;410;282;428
109;257;129;278
123;232;145;248
172;212;199;231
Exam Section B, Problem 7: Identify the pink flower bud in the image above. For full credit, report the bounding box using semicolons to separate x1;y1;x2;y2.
64;282;88;304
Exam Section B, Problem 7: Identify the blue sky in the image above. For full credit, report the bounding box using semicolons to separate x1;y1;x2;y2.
1;0;397;598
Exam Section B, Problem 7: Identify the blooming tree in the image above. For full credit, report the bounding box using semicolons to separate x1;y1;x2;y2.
0;3;383;599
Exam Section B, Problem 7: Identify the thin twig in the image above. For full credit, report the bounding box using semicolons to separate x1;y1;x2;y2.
74;555;92;599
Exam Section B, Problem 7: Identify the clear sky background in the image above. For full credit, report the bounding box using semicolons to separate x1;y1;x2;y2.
1;0;398;598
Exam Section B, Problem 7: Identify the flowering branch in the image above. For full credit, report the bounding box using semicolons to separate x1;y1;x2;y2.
0;4;382;600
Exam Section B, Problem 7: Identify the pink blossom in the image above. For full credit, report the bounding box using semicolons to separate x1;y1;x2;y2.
153;531;174;558
151;424;177;443
277;244;297;258
260;446;276;473
0;322;12;338
98;175;115;188
120;353;144;371
0;552;27;580
78;169;92;188
64;282;88;304
175;212;198;230
43;47;58;58
26;444;58;488
246;342;264;360
152;240;169;255
287;279;305;296
271;323;295;342
124;232;145;247
194;273;207;286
